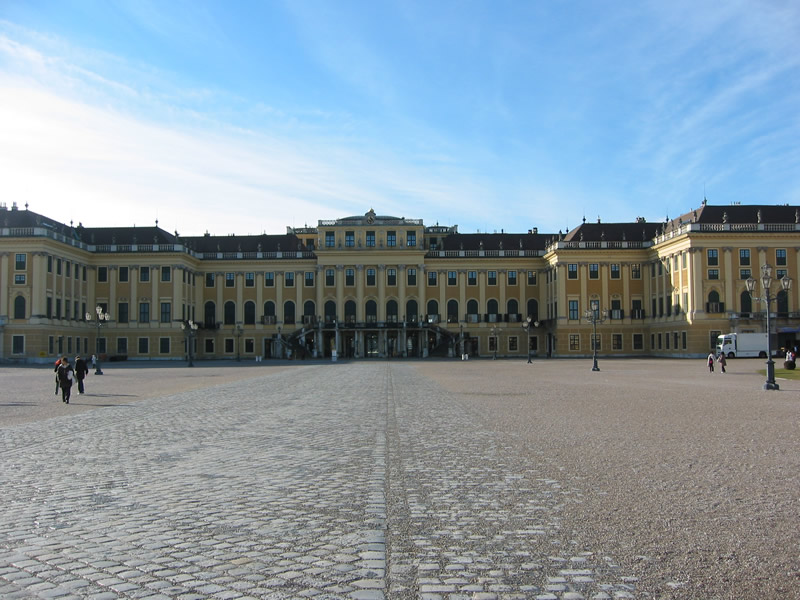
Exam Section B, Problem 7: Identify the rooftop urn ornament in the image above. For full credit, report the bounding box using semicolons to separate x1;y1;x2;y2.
796;209;799;224
499;239;503;250
723;211;728;224
580;232;584;242
757;209;762;224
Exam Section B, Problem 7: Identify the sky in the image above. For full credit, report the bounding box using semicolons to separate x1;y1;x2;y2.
1;1;799;238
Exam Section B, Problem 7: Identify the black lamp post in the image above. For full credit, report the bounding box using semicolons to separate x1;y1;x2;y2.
181;319;198;367
459;322;464;359
233;323;243;361
522;316;540;364
584;299;607;372
85;305;110;374
746;264;792;390
490;326;498;360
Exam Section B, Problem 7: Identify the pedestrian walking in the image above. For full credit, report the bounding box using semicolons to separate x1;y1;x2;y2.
54;357;61;395
91;354;97;370
717;353;727;374
55;356;74;404
74;355;89;394
707;352;715;372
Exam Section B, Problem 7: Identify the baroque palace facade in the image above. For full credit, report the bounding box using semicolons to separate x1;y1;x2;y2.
1;202;799;364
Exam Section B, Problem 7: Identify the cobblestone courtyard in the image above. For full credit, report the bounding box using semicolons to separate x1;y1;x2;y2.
1;359;798;599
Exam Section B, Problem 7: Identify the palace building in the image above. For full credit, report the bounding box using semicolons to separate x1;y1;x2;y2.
1;202;799;363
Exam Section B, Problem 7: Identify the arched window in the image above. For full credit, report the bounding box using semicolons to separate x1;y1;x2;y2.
224;301;236;325
365;300;378;323
487;299;499;315
386;299;398;323
777;290;789;315
264;301;275;317
740;291;752;316
204;301;216;327
344;300;355;322
507;299;519;317
527;299;539;321
406;299;418;323
706;290;723;313
14;296;25;319
244;301;256;325
467;299;479;314
283;300;295;324
304;300;315;320
326;300;338;322
427;299;439;323
447;299;459;323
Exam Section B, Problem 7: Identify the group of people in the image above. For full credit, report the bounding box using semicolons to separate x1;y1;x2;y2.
54;354;93;403
707;351;727;373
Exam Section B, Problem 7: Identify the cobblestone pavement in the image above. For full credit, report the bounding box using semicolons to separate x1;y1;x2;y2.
1;360;798;599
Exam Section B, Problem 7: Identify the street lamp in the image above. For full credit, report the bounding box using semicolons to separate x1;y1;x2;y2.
233;323;243;361
521;316;540;364
85;305;110;374
490;326;499;360
746;264;792;390
181;319;199;367
459;322;464;360
584;299;608;372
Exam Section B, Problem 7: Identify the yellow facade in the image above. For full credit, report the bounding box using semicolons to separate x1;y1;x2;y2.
2;203;798;363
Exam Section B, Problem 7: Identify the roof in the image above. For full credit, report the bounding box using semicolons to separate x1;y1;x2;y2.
440;232;549;251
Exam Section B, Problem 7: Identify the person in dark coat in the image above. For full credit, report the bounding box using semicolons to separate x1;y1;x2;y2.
74;355;89;394
56;356;74;404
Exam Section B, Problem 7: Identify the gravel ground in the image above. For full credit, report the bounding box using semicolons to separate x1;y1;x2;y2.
416;358;800;599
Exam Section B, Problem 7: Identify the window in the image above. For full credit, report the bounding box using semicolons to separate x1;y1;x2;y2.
387;231;396;247
285;272;294;287
707;249;718;266
366;231;375;247
160;302;171;323
159;337;170;354
204;338;214;353
245;339;254;353
527;271;537;285
739;249;750;266
407;268;416;286
14;274;25;284
57;259;62;275
325;231;335;247
15;253;26;270
633;334;644;350
407;231;416;247
118;302;129;324
367;268;376;286
508;336;518;352
387;268;397;286
448;271;457;286
245;272;255;287
569;334;580;351
776;248;787;266
48;256;52;273
206;272;215;287
468;271;477;286
708;269;719;280
591;334;601;351
138;338;149;354
346;268;354;286
345;231;355;247
244;301;256;325
14;296;25;319
488;271;497;286
508;271;517;285
631;263;641;279
568;300;579;320
428;271;437;286
326;269;335;286
740;268;751;280
12;335;24;354
610;264;620;279
613;334;623;350
98;266;108;282
226;272;235;287
140;266;150;282
777;268;788;280
161;266;171;282
568;264;578;279
264;272;274;287
673;256;679;271
224;301;236;325
682;331;688;350
117;337;128;355
119;266;129;282
305;271;315;287
139;302;150;323
589;264;599;279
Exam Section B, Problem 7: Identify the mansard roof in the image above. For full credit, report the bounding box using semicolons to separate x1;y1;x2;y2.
440;232;549;251
180;233;308;253
563;221;662;243
80;226;177;246
672;203;800;226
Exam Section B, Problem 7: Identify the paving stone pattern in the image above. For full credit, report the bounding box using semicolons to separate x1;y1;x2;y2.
4;363;639;599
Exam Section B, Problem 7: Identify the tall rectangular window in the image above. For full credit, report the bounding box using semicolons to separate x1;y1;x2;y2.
245;272;254;287
12;335;24;354
387;269;396;286
15;253;26;270
631;264;641;279
366;231;375;247
325;231;335;247
161;266;171;282
305;271;315;287
610;264;620;279
568;300;579;320
326;269;335;286
119;266;129;282
140;266;150;282
225;272;235;287
488;271;497;285
407;268;416;286
139;302;150;323
448;271;457;285
707;249;718;266
613;334;623;350
387;231;396;247
264;272;274;287
776;248;787;266
138;337;149;354
589;264;599;279
468;271;477;286
98;266;108;282
159;337;170;354
118;302;129;324
206;272;215;287
345;268;354;286
428;271;437;286
739;249;750;265
367;269;376;286
407;231;416;247
284;272;294;287
527;271;537;285
160;302;171;323
568;264;578;279
569;334;580;351
345;231;354;247
508;271;517;285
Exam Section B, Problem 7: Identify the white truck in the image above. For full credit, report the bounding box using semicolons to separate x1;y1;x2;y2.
716;333;769;358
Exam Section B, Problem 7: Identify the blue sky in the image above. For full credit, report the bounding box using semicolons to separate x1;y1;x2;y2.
1;1;798;237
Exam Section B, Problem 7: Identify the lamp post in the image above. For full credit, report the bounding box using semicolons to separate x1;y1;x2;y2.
521;316;540;364
584;299;607;372
233;323;243;361
459;322;464;360
181;319;198;367
85;305;110;374
490;326;498;360
746;264;792;390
